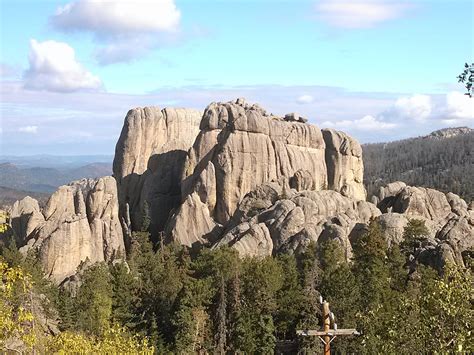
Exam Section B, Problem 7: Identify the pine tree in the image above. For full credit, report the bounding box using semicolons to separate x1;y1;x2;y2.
57;288;78;331
172;279;212;354
227;270;245;353
238;257;283;353
214;275;227;354
110;261;136;328
401;219;429;256
140;200;151;232
75;263;113;335
351;220;395;353
274;254;304;341
296;242;322;354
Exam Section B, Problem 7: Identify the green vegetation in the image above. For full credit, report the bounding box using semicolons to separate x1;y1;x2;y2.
363;130;474;202
0;223;473;353
457;62;474;97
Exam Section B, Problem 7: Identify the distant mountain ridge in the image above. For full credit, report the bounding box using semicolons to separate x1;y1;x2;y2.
0;154;113;169
0;161;113;207
363;127;474;202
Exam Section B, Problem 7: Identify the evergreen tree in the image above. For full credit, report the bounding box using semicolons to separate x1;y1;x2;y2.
227;269;245;353
296;242;322;354
129;233;190;348
57;288;77;331
351;220;395;353
141;200;151;232
75;263;113;335
214;275;227;354
274;254;304;341
401;219;429;256
172;278;213;354
238;257;283;353
110;261;137;328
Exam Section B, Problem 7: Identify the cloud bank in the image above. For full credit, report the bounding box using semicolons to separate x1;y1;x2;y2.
2;75;472;155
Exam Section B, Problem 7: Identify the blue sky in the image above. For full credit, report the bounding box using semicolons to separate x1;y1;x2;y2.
0;0;473;155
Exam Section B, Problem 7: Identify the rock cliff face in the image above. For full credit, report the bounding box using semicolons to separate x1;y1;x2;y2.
322;129;366;200
11;196;45;243
113;106;202;235
168;99;334;244
11;177;124;282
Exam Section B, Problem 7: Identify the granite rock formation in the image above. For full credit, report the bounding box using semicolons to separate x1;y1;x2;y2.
375;182;474;268
11;177;124;282
322;129;366;200
214;182;379;259
113;106;202;235
167;99;366;246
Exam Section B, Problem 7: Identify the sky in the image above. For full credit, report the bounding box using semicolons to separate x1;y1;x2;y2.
0;0;473;155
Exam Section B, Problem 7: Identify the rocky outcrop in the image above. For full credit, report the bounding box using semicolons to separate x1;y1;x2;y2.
375;183;474;268
113;106;202;234
169;99;331;245
215;182;380;259
14;177;124;283
322;129;366;200
110;99;368;250
426;126;473;140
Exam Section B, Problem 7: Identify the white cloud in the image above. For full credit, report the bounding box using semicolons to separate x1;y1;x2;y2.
444;91;474;121
322;114;397;131
315;0;411;28
296;94;315;104
23;39;102;93
52;0;180;37
392;94;431;121
50;0;181;64
18;125;38;134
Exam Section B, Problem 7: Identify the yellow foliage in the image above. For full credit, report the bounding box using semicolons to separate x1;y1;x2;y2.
0;261;36;350
47;325;154;354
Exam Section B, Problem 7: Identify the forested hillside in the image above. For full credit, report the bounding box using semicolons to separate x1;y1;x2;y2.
363;128;474;202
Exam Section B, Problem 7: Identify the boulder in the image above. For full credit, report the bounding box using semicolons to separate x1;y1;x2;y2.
214;222;273;258
216;185;381;258
380;186;452;223
166;192;220;247
376;213;409;247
